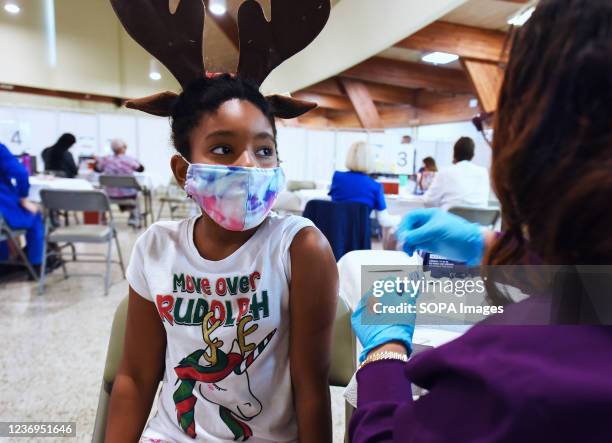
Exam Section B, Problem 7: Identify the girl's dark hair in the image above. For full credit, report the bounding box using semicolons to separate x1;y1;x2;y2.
170;74;277;160
486;0;612;268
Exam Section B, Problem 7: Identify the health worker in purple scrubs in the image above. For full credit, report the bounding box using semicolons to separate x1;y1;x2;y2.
350;1;612;441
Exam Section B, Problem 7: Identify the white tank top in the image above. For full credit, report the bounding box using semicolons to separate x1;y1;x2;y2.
126;213;315;442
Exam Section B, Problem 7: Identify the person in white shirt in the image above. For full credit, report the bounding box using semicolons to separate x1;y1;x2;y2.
423;137;490;210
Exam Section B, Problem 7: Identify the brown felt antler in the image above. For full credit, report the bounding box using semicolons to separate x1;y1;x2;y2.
110;0;205;116
111;0;330;119
237;0;331;86
110;0;205;86
236;0;330;119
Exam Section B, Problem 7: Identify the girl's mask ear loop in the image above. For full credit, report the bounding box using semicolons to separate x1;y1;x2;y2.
177;155;192;199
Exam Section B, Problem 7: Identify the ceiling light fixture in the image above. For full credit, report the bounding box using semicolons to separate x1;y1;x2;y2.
208;0;227;16
4;2;20;14
421;52;459;65
507;6;535;27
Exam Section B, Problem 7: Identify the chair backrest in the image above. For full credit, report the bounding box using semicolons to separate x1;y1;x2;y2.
286;180;317;192
448;206;500;228
99;174;142;191
92;296;128;443
329;296;357;387
303;200;371;261
102;296;129;390
40;189;111;213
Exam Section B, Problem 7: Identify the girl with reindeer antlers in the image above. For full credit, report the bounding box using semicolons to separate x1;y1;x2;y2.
106;1;338;442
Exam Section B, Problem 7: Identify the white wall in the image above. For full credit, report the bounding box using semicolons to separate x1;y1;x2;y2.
278;121;492;186
0;0;179;98
0;103;173;187
414;121;492;170
0;91;492;192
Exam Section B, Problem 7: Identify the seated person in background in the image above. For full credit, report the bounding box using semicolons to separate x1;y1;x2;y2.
423;136;490;210
329;141;398;227
41;133;78;178
0;143;44;277
416;156;437;194
95;139;145;227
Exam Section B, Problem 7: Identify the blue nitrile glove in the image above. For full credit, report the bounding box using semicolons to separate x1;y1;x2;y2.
351;278;417;363
397;208;485;266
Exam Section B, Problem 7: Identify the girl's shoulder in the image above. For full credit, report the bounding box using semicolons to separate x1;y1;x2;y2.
265;212;315;234
262;212;316;252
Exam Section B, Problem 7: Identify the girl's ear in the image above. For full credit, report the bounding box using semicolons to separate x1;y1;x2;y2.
170;154;189;189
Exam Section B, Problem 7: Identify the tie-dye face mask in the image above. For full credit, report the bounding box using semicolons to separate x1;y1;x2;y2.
184;163;285;231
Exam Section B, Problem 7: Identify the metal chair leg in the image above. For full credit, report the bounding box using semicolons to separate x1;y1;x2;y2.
38;234;49;295
7;235;38;281
156;199;165;221
104;239;112;296
147;193;153;227
142;191;150;228
60;247;68;279
69;242;77;261
113;229;126;279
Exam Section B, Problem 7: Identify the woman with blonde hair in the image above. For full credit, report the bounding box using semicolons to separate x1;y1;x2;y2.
329;141;397;227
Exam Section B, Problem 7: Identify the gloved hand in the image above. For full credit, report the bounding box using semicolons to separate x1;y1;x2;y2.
351;279;416;363
396;208;485;266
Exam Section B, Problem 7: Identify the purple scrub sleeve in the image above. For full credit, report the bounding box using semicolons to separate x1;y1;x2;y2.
350;323;612;442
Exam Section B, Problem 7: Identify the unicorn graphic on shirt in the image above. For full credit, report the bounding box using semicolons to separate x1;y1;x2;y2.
173;314;276;441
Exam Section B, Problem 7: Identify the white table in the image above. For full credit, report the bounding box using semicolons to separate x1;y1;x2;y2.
78;171;154;190
28;176;94;203
385;194;426;216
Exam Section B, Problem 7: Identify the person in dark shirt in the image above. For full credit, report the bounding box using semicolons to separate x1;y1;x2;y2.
41;133;78;178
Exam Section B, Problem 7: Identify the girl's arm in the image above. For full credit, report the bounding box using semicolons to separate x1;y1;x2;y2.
289;227;338;443
105;287;166;442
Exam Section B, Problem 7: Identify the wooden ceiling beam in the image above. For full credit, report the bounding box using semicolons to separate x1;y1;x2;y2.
302;79;344;96
339;78;383;129
396;21;509;63
415;91;480;125
460;59;504;112
356;81;418;106
303;78;417;106
341;57;473;94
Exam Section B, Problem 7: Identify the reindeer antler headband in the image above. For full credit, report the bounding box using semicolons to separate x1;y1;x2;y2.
109;0;331;119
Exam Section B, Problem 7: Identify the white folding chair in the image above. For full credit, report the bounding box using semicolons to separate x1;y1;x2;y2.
38;189;125;295
448;206;500;228
156;177;191;221
99;175;152;228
